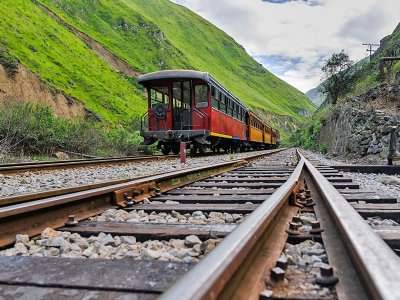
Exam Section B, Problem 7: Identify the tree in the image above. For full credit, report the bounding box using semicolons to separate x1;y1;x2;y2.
321;50;355;105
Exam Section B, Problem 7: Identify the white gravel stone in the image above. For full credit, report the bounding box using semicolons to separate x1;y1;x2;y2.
0;150;285;198
184;235;202;247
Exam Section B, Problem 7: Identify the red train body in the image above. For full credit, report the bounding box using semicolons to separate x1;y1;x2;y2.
138;70;279;154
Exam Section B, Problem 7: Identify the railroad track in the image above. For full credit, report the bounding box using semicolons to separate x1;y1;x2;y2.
0;154;180;174
0;149;399;299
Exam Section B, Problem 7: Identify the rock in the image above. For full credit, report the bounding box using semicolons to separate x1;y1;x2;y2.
54;151;70;160
184;235;202;247
121;236;137;245
223;213;234;223
37;237;67;248
192;211;204;217
200;239;220;254
14;243;29;255
141;248;161;260
15;234;30;244
43;247;60;257
41;228;59;239
380;176;400;186
98;233;115;246
303;248;325;256
169;239;185;249
232;214;243;222
181;256;199;263
68;233;82;243
159;252;177;261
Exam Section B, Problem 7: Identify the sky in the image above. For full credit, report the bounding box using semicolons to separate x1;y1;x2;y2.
170;0;400;92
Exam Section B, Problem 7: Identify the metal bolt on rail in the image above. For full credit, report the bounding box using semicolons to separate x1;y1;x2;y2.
123;193;134;207
286;222;301;235
316;264;339;286
259;289;273;300
305;198;316;207
292;215;302;224
305;189;311;198
65;215;78;227
276;257;288;270
310;221;324;234
270;267;285;281
155;188;161;196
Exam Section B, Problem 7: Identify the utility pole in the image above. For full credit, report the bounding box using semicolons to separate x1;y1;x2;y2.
362;43;380;61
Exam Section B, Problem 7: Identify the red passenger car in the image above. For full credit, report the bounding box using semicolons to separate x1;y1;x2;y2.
138;70;248;154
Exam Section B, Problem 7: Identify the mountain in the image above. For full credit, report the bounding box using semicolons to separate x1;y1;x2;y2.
0;0;315;134
306;23;400;107
305;86;326;107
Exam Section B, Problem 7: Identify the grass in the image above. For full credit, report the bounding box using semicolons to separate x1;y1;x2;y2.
0;0;147;125
37;0;315;129
0;102;153;158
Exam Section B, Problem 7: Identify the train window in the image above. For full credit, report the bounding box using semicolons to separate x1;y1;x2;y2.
227;98;233;117
212;95;219;110
219;94;226;113
150;86;169;109
195;84;209;108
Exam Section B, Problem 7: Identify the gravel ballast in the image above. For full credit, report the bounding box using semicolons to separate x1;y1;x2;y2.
90;209;246;224
0;228;221;262
0;150;288;198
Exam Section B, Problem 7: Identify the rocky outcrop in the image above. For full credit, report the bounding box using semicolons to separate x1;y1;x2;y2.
318;106;399;159
317;82;400;160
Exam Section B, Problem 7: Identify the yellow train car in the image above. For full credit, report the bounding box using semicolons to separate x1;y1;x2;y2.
248;111;263;144
263;124;272;145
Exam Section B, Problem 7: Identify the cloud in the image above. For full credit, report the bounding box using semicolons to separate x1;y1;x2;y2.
170;0;400;92
262;0;324;6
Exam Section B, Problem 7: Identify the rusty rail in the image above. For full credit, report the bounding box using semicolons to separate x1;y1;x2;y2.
159;155;304;299
300;151;400;300
0;149;285;247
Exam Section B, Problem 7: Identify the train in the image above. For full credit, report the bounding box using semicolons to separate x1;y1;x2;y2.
138;70;280;155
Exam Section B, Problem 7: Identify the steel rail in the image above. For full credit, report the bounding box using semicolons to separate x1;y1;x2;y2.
0;149;285;247
0;154;179;174
0;149;284;174
299;151;400;300
159;157;304;300
0;149;285;207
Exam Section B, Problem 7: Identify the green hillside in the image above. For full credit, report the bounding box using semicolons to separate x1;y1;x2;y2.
1;0;315;133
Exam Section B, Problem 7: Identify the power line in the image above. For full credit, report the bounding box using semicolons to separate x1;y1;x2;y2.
362;43;380;61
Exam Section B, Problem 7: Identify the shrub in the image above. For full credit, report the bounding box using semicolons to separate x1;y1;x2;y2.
0;103;149;157
319;145;328;154
0;47;19;77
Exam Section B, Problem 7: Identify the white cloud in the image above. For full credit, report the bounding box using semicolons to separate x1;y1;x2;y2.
170;0;400;92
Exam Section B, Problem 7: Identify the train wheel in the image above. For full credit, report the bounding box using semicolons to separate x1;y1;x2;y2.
161;147;171;155
172;148;180;155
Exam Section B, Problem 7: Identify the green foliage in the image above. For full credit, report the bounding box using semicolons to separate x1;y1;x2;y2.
0;0;146;125
319;145;328;154
0;46;19;77
36;0;315;129
0;103;150;156
285;114;326;151
321;50;356;105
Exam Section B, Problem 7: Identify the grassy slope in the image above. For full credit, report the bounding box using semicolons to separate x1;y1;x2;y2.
39;0;315;124
0;0;146;123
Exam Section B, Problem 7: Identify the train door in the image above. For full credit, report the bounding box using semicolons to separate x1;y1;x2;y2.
193;83;210;130
172;81;191;130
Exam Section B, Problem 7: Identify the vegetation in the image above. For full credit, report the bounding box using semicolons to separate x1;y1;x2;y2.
0;46;19;77
321;50;355;105
284;105;331;152
2;0;313;130
0;103;152;157
0;0;147;124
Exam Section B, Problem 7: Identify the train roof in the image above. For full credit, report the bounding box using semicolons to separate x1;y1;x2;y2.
138;70;248;111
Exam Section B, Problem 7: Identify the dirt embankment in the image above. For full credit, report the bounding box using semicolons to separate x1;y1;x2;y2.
0;64;86;118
